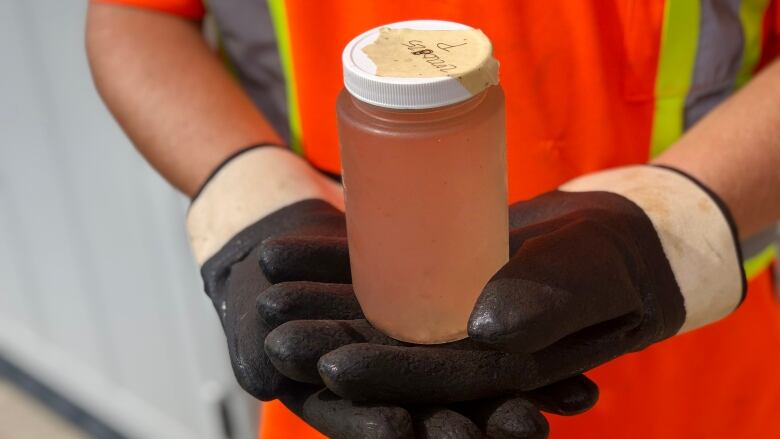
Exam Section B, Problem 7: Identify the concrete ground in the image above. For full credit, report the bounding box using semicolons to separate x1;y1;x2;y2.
0;377;88;439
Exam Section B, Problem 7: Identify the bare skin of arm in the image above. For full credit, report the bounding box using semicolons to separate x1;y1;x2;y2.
655;59;780;238
86;3;283;197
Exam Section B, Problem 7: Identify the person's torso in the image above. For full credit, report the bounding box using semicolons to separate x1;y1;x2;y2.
209;0;777;199
205;1;780;438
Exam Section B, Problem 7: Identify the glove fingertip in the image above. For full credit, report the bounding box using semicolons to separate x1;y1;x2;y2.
257;282;365;329
259;236;351;284
257;237;290;283
256;283;292;328
268;320;385;386
467;301;540;353
485;398;549;439
317;345;372;401
528;375;599;416
302;390;414;439
468;279;574;354
264;324;324;385
413;408;483;438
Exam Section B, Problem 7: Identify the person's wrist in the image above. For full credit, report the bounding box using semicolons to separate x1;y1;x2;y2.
189;144;280;201
186;145;344;265
560;164;745;332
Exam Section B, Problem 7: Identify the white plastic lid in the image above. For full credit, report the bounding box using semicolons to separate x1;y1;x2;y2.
342;20;499;109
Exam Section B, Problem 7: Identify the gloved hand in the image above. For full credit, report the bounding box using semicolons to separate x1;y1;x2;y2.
187;145;350;399
264;165;745;405
188;145;598;438
281;377;596;439
258;254;598;439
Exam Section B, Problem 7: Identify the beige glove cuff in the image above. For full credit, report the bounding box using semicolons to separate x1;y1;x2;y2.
186;147;344;265
560;165;744;333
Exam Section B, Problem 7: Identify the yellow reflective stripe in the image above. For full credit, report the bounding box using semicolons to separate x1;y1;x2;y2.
744;243;776;280
268;0;303;154
735;0;771;89
650;0;701;158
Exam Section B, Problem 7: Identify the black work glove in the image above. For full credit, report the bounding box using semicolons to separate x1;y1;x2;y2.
187;146;598;438
264;165;744;406
259;256;598;439
200;199;352;399
186;146;352;399
281;379;595;439
204;196;597;438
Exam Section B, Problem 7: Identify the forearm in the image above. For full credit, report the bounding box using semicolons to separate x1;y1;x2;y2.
86;3;282;196
654;59;780;238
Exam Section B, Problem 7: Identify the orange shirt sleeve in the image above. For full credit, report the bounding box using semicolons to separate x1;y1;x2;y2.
92;0;205;20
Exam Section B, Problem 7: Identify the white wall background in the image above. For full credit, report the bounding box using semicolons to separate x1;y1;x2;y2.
0;2;255;438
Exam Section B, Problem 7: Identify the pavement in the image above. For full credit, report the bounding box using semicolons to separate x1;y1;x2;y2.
0;376;88;439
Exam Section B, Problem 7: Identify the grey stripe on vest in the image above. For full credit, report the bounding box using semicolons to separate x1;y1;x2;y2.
741;225;779;261
684;0;744;129
208;0;290;143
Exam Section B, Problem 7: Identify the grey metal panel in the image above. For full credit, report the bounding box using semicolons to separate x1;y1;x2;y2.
0;0;107;375
0;1;256;438
0;190;36;335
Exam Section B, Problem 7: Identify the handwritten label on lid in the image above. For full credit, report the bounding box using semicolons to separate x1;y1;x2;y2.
362;28;499;95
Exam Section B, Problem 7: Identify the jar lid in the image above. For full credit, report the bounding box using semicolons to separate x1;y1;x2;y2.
342;20;499;109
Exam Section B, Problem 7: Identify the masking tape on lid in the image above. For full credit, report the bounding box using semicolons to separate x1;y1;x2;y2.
362;28;499;95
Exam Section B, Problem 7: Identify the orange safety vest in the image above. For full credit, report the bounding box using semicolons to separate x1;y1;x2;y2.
97;0;780;437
